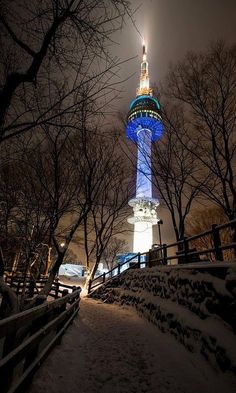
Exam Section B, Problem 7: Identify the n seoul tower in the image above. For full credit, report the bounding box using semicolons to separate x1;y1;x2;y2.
126;42;163;253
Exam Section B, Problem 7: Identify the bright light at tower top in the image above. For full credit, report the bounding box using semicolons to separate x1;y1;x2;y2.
137;40;152;97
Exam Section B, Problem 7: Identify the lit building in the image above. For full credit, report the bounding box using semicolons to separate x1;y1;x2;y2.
126;43;163;253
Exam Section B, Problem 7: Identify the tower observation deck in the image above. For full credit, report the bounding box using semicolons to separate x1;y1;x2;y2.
126;43;163;253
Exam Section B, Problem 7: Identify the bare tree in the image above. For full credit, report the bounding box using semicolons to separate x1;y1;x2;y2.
0;71;134;309
0;0;132;141
0;1;135;313
62;248;79;265
151;105;206;246
33;116;133;295
166;41;236;228
101;237;128;271
186;206;233;261
82;143;131;284
0;149;51;271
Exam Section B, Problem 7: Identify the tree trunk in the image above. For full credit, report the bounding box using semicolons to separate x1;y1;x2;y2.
0;276;18;318
39;251;65;297
84;260;100;290
0;247;4;276
229;215;236;258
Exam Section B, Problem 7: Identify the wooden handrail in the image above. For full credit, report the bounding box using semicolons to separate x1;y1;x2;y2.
88;218;236;293
5;275;78;299
0;288;81;393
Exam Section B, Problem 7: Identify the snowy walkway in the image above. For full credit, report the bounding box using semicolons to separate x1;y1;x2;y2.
29;298;235;393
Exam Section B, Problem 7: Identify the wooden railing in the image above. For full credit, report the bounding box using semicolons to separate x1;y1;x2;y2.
0;287;81;393
4;273;76;299
88;218;236;293
88;253;145;293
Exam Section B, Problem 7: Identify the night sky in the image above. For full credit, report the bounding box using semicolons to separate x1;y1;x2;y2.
113;0;236;112
112;0;236;246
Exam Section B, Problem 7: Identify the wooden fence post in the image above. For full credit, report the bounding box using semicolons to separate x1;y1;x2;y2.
1;332;16;391
10;271;15;287
183;237;189;264
212;224;223;261
103;272;106;283
230;220;236;257
55;282;59;299
22;297;47;382
56;289;68;344
137;252;141;268
62;289;69;297
70;286;77;306
17;279;21;295
88;279;92;294
29;278;35;298
35;295;47;305
162;244;167;265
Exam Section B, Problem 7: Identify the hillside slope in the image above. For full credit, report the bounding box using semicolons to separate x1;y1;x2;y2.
90;265;236;374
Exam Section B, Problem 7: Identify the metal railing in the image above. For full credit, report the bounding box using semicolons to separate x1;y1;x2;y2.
88;218;236;293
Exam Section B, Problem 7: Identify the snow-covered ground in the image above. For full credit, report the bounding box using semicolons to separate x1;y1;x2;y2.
28;297;235;393
90;265;236;373
58;275;86;288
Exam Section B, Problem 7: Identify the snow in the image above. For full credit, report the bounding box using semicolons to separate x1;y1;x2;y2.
91;265;236;322
90;265;236;373
28;297;235;393
58;264;85;277
105;287;236;367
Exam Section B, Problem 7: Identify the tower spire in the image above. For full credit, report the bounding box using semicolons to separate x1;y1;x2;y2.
137;41;152;96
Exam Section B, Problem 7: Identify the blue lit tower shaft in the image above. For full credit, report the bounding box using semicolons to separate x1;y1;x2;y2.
126;43;163;253
136;129;152;198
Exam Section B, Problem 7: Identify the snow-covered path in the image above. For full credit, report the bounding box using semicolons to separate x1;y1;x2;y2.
29;298;235;393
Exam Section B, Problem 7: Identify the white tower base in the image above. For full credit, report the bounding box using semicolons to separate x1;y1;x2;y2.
133;221;153;253
128;198;159;254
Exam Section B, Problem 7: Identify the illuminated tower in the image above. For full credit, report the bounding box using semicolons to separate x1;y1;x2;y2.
126;43;163;253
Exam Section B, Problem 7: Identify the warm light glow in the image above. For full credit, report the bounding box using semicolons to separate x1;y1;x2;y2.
133;221;153;253
137;40;152;96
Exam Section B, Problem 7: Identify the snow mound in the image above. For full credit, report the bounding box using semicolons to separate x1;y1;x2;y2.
90;265;236;374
